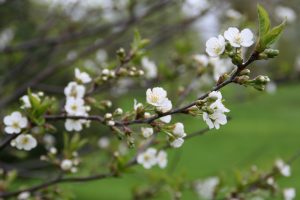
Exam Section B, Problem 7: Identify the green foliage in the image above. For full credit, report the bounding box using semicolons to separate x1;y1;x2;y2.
63;133;87;158
26;89;55;126
256;4;286;52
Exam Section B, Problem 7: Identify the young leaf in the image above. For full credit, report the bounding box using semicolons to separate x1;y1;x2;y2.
262;20;286;48
257;4;270;37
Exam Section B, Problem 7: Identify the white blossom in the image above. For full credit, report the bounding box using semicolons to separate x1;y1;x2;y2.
275;6;296;23
141;57;157;79
141;127;153;138
65;98;86;115
137;148;157;169
205;35;225;57
3;112;28;134
146;87;167;107
172;123;187;138
65;119;83;132
195;177;220;200
157;98;172;113
203;110;227;130
203;91;230;129
283;188;296;200
61;159;73;171
157;150;167;169
275;159;291;177
75;68;92;84
64;81;85;99
14;134;37;151
224;27;254;48
17;191;30;200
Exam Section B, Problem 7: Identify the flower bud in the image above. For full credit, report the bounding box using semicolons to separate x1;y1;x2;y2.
264;49;279;58
117;48;126;60
240;69;250;76
105;113;112;119
107;120;115;126
114;108;123;115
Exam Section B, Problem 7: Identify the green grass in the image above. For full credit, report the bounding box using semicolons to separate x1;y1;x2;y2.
67;84;300;199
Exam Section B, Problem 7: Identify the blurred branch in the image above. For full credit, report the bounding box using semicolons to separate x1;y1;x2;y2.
0;0;173;110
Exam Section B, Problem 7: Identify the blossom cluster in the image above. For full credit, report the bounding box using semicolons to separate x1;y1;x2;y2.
137;148;167;169
206;27;254;57
202;91;230;129
64;68;92;131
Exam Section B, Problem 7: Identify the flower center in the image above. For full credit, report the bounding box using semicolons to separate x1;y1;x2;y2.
150;95;159;103
21;137;29;145
234;34;242;44
71;104;78;111
12;122;19;129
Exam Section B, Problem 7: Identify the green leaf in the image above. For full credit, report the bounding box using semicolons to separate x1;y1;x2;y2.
257;4;270;37
262;20;286;48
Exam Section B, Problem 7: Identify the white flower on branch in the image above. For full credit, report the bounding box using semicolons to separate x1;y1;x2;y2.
75;68;92;84
3;111;28;134
17;191;30;200
275;159;291;177
60;159;73;171
146;87;172;112
203;91;230;129
172;122;187;138
14;134;37;151
157;98;172;113
141;127;153;138
224;27;254;48
283;188;296;200
157;150;167;169
64;81;85;99
169;123;186;148
205;35;225;57
195;177;220;200
146;87;167;107
65;119;83;132
141;57;157;79
65;98;86;115
137;148;157;169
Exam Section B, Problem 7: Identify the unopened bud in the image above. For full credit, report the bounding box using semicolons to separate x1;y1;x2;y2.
105;113;112;119
240;69;250;76
264;49;279;58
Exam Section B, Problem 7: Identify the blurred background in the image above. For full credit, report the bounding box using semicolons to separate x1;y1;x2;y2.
0;0;299;199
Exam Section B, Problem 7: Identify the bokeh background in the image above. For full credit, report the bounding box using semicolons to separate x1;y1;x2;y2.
0;0;299;199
